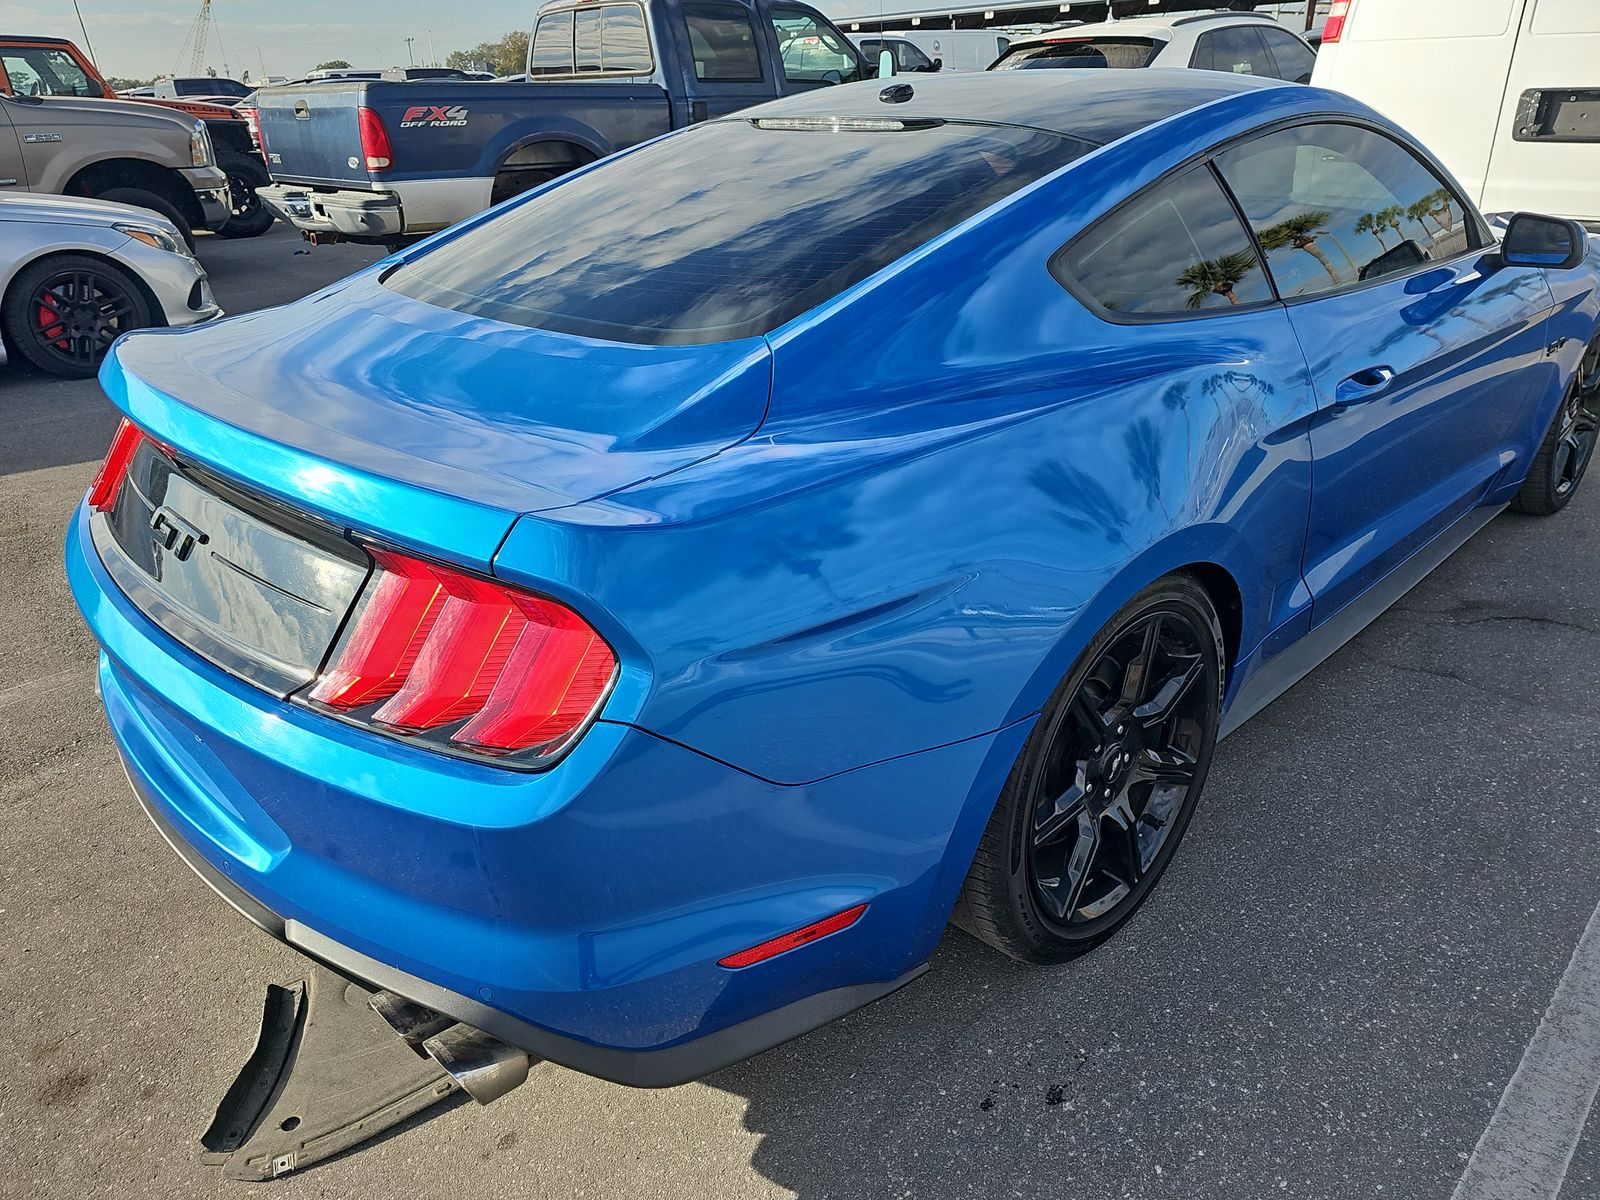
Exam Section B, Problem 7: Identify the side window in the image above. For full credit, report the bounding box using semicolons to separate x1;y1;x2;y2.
683;1;763;81
1055;166;1274;316
770;6;863;83
1215;122;1477;299
530;12;576;76
1259;28;1315;84
575;9;603;72
1190;26;1273;76
2;49;91;96
601;5;653;73
896;40;934;71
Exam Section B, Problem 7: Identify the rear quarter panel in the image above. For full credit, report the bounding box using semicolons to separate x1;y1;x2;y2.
495;88;1351;785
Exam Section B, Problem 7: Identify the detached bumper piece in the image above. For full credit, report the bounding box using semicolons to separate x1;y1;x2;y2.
202;964;461;1181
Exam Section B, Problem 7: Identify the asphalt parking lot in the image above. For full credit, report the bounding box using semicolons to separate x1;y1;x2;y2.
5;224;1600;1200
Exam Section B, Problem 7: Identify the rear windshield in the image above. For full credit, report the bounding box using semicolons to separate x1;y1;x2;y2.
991;37;1158;70
385;117;1091;345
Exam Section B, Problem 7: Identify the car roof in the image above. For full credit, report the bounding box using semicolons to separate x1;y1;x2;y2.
1006;12;1280;47
742;69;1291;147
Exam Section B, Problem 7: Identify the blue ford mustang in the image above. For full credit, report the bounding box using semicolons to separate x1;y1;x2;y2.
67;71;1600;1089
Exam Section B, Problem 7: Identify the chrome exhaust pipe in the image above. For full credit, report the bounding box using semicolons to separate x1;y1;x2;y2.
368;991;457;1050
421;1024;530;1105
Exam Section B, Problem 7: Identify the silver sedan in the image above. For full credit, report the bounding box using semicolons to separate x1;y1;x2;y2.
0;193;220;379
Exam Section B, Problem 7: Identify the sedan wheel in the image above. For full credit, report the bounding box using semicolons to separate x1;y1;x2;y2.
1;254;155;380
1514;334;1600;515
955;575;1223;962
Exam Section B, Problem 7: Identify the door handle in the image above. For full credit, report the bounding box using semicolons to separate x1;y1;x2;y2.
1333;365;1395;408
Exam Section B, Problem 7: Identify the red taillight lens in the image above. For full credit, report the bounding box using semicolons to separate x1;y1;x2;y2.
357;106;392;172
89;418;147;513
1323;0;1350;43
308;548;616;762
718;904;868;969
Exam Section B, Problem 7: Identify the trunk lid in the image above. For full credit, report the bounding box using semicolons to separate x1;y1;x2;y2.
101;269;772;570
255;82;371;187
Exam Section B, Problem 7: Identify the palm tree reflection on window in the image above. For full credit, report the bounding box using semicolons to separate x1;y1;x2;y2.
1258;210;1342;286
1175;250;1260;309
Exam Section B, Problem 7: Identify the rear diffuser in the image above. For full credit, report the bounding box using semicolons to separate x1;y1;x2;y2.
201;963;459;1181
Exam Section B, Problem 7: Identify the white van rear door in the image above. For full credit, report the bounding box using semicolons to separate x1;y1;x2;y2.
1481;0;1600;222
1311;0;1521;206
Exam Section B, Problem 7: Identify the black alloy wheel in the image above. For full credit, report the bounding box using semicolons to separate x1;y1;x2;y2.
955;575;1224;962
1515;334;1600;515
1;254;155;380
215;151;276;239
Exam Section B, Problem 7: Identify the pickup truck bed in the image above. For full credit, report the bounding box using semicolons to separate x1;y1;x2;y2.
255;0;871;244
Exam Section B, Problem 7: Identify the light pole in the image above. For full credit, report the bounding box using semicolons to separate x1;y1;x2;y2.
404;36;416;65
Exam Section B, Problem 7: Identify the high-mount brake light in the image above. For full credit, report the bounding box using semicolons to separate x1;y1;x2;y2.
89;418;147;513
718;904;869;969
357;105;393;171
1323;0;1350;43
308;547;616;763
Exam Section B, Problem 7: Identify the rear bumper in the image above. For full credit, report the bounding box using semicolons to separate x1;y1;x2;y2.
67;499;1019;1083
128;766;927;1087
257;183;402;243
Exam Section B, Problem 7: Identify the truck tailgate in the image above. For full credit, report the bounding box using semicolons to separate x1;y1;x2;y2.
257;83;373;188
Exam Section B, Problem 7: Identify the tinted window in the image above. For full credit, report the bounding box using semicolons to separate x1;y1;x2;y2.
991;38;1158;70
1259;28;1315;83
1190;26;1272;75
530;12;575;75
1056;166;1273;315
1;49;92;96
683;2;763;81
1215;122;1475;298
602;5;652;72
575;9;603;72
892;39;933;71
387;119;1091;344
770;7;862;83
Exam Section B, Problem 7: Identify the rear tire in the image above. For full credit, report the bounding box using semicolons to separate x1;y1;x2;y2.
1512;333;1600;516
953;574;1224;963
1;253;156;379
96;186;195;251
214;151;275;239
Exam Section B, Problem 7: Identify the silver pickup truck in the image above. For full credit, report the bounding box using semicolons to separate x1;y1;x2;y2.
0;87;230;246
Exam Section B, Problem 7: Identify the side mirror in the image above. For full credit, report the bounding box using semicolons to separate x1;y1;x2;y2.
82;78;105;98
928;57;943;73
877;49;896;79
1497;212;1588;270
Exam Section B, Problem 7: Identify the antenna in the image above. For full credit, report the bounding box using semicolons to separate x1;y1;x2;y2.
70;0;99;69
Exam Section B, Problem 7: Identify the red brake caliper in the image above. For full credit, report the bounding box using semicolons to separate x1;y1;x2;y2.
36;293;67;349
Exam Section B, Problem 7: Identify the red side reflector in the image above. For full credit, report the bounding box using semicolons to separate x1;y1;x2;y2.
1323;0;1350;43
308;547;617;761
89;418;146;513
357;105;393;171
718;904;868;969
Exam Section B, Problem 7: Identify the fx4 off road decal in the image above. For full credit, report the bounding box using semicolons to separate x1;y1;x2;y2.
400;105;469;129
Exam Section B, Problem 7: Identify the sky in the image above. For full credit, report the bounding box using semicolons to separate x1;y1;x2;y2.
3;1;530;81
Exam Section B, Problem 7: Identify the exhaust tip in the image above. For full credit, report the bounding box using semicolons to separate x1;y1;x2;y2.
422;1025;530;1105
369;991;456;1049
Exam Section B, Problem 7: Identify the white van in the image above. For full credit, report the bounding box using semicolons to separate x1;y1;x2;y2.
1312;0;1600;226
852;29;1012;72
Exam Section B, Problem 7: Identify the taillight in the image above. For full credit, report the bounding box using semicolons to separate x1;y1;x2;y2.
718;904;869;969
88;418;147;513
307;547;616;764
1323;0;1350;43
357;106;392;172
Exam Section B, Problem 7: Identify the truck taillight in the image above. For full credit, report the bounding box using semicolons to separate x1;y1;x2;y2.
306;547;617;764
88;418;148;513
1323;0;1351;43
357;106;393;171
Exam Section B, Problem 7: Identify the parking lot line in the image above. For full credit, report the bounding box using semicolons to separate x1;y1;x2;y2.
1452;899;1600;1200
